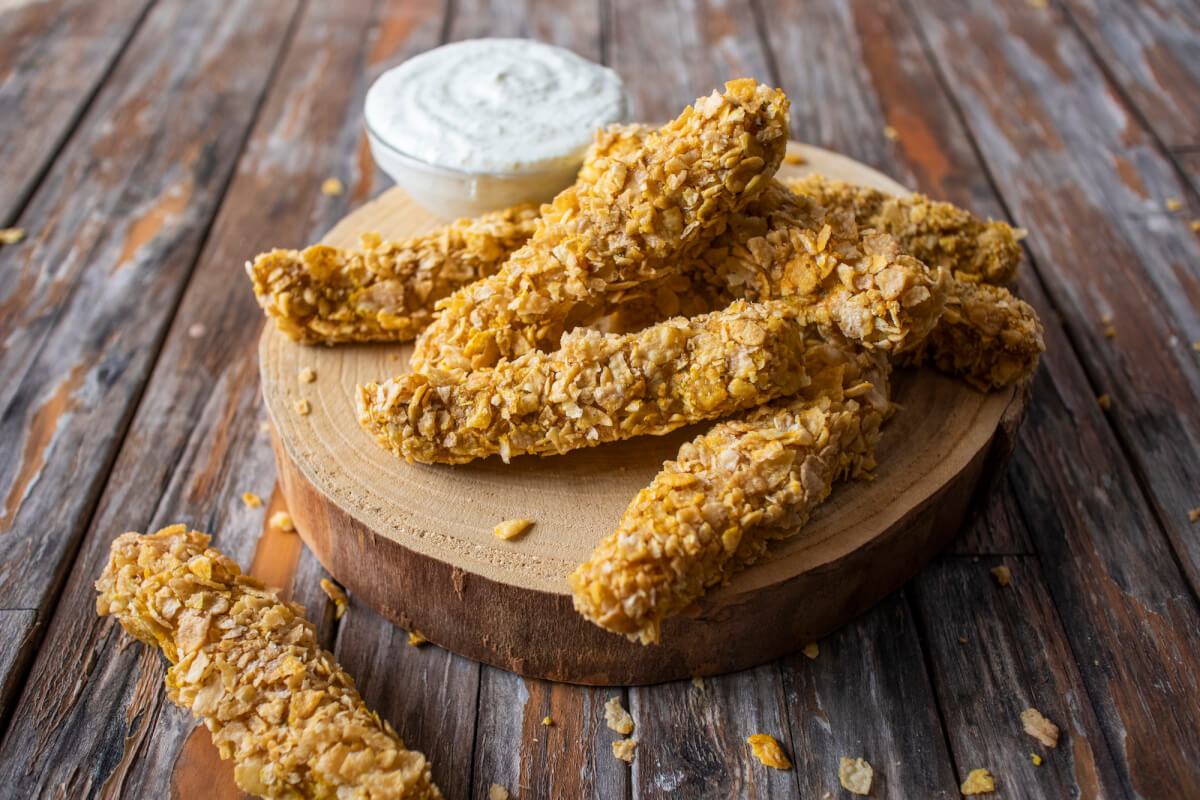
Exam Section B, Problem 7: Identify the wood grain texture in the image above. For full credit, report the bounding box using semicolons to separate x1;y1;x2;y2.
0;0;303;726
0;0;154;224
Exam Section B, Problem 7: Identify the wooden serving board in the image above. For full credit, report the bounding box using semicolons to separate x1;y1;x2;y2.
259;143;1027;685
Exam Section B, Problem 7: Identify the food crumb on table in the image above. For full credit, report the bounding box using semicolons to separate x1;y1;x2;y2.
604;696;634;735
1190;220;1200;233
1104;326;1116;339
241;492;262;508
1031;753;1043;766
294;397;311;416
691;676;705;691
837;756;872;794
541;716;553;727
270;510;295;532
489;783;509;800
883;125;899;140
612;738;637;763
494;518;534;540
0;228;24;244
321;177;344;196
803;641;819;659
320;578;348;619
1188;507;1200;523
783;152;806;165
1097;394;1111;410
408;630;428;646
990;565;1011;587
1166;197;1182;212
961;768;995;794
299;366;316;383
1021;707;1060;747
747;734;791;770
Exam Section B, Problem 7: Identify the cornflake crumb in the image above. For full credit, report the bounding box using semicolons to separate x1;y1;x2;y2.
961;768;995;794
1104;326;1116;339
299;366;316;383
319;578;348;619
959;637;968;644
269;511;295;532
783;152;806;165
883;125;900;140
1031;753;1043;766
803;641;819;659
188;323;206;338
258;420;271;434
1188;507;1200;523
1021;708;1060;748
322;177;344;196
494;518;534;540
241;492;263;509
1193;341;1200;351
691;676;705;691
294;398;311;416
604;697;634;735
612;738;637;763
0;228;25;244
1100;313;1113;325
747;734;791;770
838;757;873;794
1166;198;1182;212
1097;394;1111;410
990;565;1011;587
489;783;509;800
541;716;553;727
1190;220;1200;233
1027;0;1047;7
408;630;428;646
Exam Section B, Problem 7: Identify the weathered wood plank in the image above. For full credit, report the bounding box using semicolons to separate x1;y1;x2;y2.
0;0;448;795
0;0;155;224
0;0;304;727
450;0;603;56
911;557;1126;799
0;608;36;724
780;593;959;799
1059;0;1200;149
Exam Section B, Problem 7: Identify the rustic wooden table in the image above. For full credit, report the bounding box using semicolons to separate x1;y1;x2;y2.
1;0;1198;797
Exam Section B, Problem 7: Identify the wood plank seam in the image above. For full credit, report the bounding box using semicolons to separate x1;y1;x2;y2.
771;659;820;796
0;0;313;736
902;587;967;787
746;0;785;95
892;0;1200;611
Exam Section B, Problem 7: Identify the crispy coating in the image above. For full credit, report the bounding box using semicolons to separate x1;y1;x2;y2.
409;79;791;375
784;174;1023;285
358;301;812;465
568;339;891;643
96;526;441;800
247;205;540;345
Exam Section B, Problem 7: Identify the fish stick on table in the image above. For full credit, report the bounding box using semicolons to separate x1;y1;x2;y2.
358;300;813;465
409;79;792;375
96;526;441;800
247;203;541;345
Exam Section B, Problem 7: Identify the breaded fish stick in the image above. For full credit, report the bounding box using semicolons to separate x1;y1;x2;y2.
96;526;441;800
784;174;1023;285
358;301;811;465
409;79;791;375
247;205;540;345
569;340;891;644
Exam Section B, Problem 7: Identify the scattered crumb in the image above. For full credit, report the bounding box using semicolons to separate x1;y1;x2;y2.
241;492;263;509
0;228;25;245
1021;708;1060;748
541;716;553;727
823;794;832;800
802;641;819;659
294;398;311;416
961;768;995;794
990;565;1011;587
604;696;634;735
883;125;900;141
1031;753;1043;766
390;353;400;361
1188;507;1200;523
322;177;344;196
269;511;295;532
612;737;637;763
691;675;705;691
1166;197;1182;212
258;420;271;434
838;757;873;794
959;637;968;644
320;578;348;619
747;734;791;770
1027;0;1047;7
408;630;427;646
1100;313;1113;325
783;152;806;165
299;366;316;383
1097;394;1111;410
1104;326;1116;339
187;323;206;338
1190;220;1200;233
1193;341;1200;351
489;784;509;800
494;518;534;541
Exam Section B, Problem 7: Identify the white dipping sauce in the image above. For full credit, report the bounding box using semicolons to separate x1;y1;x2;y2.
365;39;629;174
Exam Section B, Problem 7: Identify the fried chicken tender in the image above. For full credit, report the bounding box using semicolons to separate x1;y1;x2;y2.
568;337;891;643
409;79;791;375
784;174;1023;285
96;526;441;800
247;205;541;345
357;301;813;465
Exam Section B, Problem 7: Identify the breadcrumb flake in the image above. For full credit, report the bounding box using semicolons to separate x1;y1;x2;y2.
0;228;24;244
604;697;634;735
408;630;428;646
489;783;510;800
321;177;344;196
494;518;534;541
748;734;791;770
1166;197;1182;212
320;578;348;619
294;397;311;416
803;642;819;659
612;738;637;763
1097;394;1111;410
1031;753;1043;766
1188;507;1200;523
961;768;995;794
299;366;316;383
241;492;262;509
783;152;806;165
691;676;705;691
541;716;553;727
883;125;900;140
269;511;295;532
1021;708;1060;748
838;757;872;794
990;565;1011;587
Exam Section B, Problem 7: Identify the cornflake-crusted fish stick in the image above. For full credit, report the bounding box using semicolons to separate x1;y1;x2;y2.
784;174;1024;285
409;79;791;375
248;203;540;345
569;340;891;644
96;526;441;800
358;300;811;465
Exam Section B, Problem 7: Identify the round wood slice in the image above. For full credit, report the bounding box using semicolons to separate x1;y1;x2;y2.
260;142;1028;685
